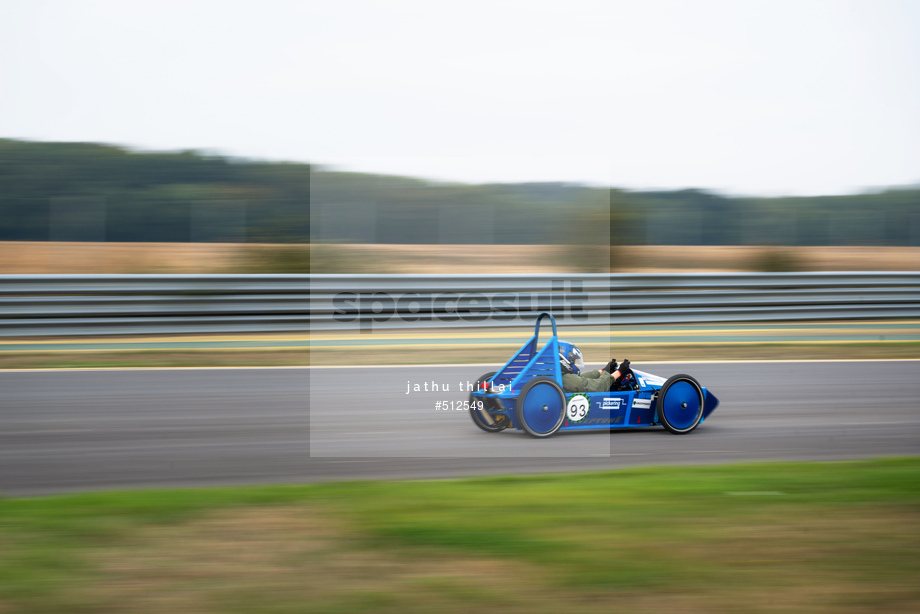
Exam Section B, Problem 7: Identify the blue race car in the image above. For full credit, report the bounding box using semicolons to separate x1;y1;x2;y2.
469;312;719;438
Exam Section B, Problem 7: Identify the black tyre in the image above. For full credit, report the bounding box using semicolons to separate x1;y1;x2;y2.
516;377;566;438
469;372;507;433
657;374;704;434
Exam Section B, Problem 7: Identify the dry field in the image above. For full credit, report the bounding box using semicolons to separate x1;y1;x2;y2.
0;241;917;274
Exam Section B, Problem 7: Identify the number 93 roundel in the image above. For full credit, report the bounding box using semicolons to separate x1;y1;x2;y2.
566;394;590;422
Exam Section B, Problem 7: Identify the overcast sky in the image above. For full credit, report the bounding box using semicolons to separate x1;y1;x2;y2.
1;0;918;195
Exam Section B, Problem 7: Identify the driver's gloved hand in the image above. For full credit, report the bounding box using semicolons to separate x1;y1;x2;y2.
618;359;631;374
603;359;618;373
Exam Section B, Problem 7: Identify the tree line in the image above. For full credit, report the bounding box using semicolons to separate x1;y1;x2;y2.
1;139;917;245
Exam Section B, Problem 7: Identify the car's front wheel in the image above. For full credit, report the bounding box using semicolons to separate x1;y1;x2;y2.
657;374;704;434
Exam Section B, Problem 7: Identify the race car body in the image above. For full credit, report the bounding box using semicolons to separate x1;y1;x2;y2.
469;312;719;438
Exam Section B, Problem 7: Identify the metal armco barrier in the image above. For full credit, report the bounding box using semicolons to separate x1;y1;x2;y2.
0;272;918;336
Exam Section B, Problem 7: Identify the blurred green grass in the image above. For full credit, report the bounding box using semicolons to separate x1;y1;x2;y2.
1;458;918;612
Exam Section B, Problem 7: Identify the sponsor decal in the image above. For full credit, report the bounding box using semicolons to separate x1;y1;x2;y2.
632;398;652;409
601;397;622;410
582;416;623;425
566;394;590;422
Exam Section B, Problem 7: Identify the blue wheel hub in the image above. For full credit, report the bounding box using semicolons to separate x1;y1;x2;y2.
521;383;564;434
662;380;702;431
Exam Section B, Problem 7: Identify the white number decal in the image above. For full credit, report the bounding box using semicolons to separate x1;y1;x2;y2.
566;395;590;422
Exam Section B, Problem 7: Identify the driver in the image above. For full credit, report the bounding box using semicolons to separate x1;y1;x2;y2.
559;340;631;393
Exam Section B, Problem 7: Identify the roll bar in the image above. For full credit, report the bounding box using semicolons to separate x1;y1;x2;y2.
534;312;557;344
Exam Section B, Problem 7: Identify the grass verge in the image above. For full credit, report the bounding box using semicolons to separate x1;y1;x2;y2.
1;458;918;613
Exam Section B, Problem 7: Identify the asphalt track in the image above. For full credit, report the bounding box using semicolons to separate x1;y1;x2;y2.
1;361;919;496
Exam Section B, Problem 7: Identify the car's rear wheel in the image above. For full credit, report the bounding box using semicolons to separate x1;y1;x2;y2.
469;372;507;432
517;377;566;438
657;374;704;434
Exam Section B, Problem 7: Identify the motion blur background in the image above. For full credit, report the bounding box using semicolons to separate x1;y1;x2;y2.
1;2;919;612
0;0;918;278
0;137;918;275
